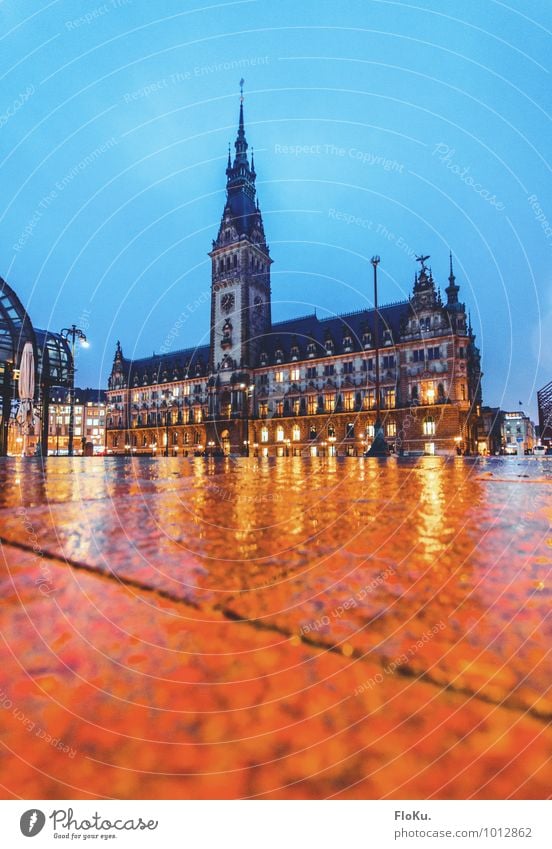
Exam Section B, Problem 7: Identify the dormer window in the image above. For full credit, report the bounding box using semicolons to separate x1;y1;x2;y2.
260;352;268;366
343;335;353;351
291;345;299;361
307;342;316;358
383;330;392;346
325;339;334;354
362;332;371;349
275;348;284;363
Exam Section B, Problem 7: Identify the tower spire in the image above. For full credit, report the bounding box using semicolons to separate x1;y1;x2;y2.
445;249;460;308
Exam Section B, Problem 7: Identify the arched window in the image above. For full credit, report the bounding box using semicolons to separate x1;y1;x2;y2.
276;426;285;442
292;425;301;441
261;427;269;443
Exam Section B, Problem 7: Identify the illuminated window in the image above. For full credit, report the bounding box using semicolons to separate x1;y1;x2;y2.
324;394;334;412
276;426;285;442
292;425;301;441
422;381;436;404
290;367;300;382
423;417;436;436
363;390;375;410
366;424;375;438
261;427;269;443
344;391;355;411
383;388;396;409
386;421;397;437
275;370;285;383
308;396;316;415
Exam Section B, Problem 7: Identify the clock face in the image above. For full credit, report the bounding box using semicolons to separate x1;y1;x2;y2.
221;292;235;313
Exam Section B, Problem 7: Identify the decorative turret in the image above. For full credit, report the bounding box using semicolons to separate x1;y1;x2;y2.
445;251;461;310
410;254;440;311
109;341;126;390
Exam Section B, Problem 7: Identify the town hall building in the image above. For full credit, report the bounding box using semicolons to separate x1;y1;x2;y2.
106;93;482;457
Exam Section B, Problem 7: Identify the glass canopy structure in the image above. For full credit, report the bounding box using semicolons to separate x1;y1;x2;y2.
0;276;73;456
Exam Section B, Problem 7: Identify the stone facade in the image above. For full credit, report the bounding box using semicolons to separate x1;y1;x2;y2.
106;96;482;457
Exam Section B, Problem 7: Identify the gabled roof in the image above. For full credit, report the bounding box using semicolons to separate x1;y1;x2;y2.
114;343;210;386
256;302;409;364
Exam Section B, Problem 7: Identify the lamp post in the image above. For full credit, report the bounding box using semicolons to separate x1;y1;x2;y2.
164;392;173;457
366;256;387;457
61;325;88;457
240;382;255;457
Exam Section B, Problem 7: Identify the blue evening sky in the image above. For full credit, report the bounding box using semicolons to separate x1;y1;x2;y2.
1;0;551;419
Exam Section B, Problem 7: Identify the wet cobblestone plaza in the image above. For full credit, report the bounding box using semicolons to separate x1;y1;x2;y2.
0;456;551;799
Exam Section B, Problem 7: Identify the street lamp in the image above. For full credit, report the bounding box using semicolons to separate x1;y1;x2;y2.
366;256;387;457
240;382;255;457
164;392;173;457
61;325;89;457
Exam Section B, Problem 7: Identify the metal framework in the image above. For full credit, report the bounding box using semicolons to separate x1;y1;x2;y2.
0;276;73;456
537;380;552;443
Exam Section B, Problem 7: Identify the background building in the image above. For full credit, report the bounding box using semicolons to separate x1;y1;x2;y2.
106;98;483;457
537;380;552;446
500;410;536;454
48;388;107;455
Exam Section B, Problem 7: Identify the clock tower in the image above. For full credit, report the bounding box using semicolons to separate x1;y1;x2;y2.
208;84;272;379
